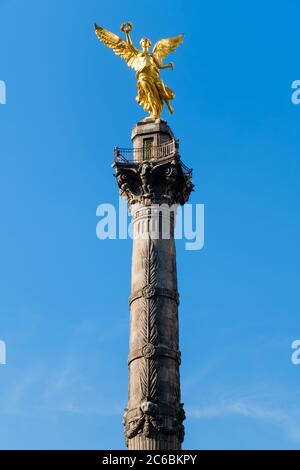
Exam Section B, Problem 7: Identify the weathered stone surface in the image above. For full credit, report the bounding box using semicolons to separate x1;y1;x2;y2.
114;119;192;450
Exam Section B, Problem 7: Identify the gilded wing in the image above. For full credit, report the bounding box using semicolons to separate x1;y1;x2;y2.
94;24;138;70
152;34;184;64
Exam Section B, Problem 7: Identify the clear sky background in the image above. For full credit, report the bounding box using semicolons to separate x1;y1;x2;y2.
0;0;300;450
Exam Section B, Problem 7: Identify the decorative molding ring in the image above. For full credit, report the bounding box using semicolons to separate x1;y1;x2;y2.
129;286;179;305
128;345;181;365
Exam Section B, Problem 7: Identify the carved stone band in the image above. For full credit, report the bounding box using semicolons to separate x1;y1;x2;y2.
129;286;180;305
113;154;194;207
125;401;185;423
128;345;181;365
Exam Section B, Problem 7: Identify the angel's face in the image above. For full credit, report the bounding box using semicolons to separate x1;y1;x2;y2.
140;38;151;52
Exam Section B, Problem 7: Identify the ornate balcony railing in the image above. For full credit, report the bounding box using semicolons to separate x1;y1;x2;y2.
114;139;178;163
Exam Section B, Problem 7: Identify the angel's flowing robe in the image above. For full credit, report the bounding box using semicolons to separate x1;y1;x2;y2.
135;56;174;119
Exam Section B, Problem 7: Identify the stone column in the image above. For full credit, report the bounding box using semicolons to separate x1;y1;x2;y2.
114;118;193;450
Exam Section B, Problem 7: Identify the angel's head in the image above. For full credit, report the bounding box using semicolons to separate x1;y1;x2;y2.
140;37;152;52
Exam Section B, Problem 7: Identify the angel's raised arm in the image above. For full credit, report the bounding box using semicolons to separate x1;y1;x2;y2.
94;24;138;70
120;22;134;48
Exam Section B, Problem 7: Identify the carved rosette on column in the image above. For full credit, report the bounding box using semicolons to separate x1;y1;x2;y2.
113;119;193;450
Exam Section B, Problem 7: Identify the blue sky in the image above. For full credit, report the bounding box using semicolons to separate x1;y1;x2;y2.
0;0;300;450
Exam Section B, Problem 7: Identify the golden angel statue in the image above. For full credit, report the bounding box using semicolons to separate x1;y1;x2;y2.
94;22;184;119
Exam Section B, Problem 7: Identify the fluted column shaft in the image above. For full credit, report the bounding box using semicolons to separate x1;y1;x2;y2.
125;205;183;450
